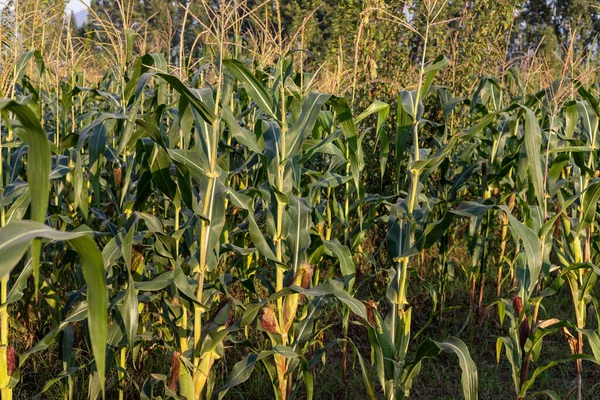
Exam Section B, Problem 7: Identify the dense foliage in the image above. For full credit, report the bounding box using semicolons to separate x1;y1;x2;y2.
2;1;600;399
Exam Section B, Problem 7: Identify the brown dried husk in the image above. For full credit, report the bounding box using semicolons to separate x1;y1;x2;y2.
260;306;280;334
6;346;16;376
168;351;181;391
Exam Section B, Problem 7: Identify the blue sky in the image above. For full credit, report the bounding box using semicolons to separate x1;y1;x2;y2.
67;0;89;13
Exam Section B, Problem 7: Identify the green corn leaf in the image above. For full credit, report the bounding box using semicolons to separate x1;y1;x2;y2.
345;340;377;400
323;239;356;292
327;96;357;138
520;105;545;208
178;357;196;400
0;221;107;390
40;366;85;395
122;222;135;271
403;337;478;400
518;355;595;397
168;149;206;179
532;390;561;400
222;105;262;153
308;172;351;198
149;144;177;200
215;350;274;400
581;329;600;363
578;179;600;234
73;152;88;217
288;196;312;273
435;337;478;400
5;186;30;224
285;93;330;160
412;113;495;174
355;100;390;180
14;50;45;82
396;92;413;192
135;271;174;291
227;187;278;262
223;59;277;120
564;101;578;138
300;131;345;162
156;73;216;124
190;87;217;167
122;274;139;349
88;120;109;206
173;262;208;310
576;81;600;118
4;259;32;306
424;202;543;300
125;28;135;65
327;96;364;190
421;55;450;98
0;99;51;299
303;283;368;321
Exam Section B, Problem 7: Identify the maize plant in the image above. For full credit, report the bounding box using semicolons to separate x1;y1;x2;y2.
4;1;600;398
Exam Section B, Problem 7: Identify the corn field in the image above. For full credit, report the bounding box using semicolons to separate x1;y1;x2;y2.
2;0;600;399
